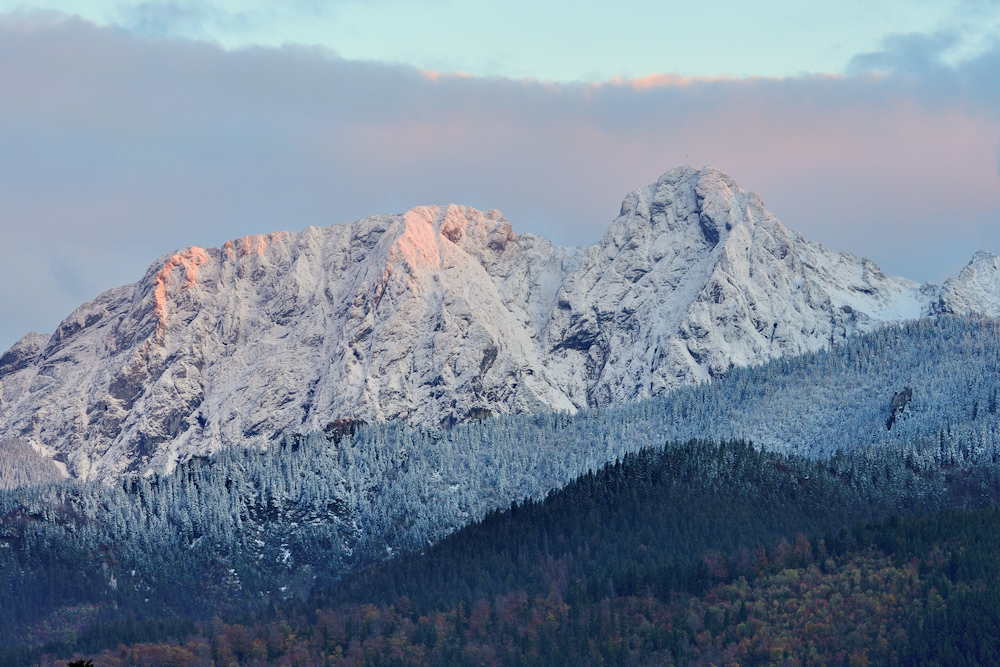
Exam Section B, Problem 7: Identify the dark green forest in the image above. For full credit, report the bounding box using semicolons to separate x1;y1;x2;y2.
8;315;1000;663
328;439;993;613
12;438;1000;665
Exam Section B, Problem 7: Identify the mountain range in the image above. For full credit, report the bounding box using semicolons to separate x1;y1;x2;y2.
2;165;999;479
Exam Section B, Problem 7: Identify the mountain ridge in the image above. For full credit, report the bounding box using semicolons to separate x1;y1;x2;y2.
1;165;998;479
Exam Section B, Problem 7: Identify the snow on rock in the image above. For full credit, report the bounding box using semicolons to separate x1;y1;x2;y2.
542;167;936;406
0;206;579;478
930;251;1000;317
0;167;992;478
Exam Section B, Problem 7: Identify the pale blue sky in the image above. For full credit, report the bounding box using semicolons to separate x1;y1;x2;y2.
4;0;999;80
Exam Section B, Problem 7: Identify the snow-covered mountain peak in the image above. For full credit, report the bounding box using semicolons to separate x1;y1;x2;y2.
932;250;1000;317
0;203;584;478
385;205;520;276
545;166;842;400
222;231;290;260
2;166;998;479
956;250;1000;283
614;166;781;268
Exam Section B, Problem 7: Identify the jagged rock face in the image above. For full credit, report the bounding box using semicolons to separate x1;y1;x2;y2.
0;166;995;478
542;167;931;404
930;251;1000;317
0;206;580;478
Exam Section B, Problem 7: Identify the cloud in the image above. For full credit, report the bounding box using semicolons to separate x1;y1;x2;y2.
117;1;229;38
846;0;1000;78
111;0;379;43
847;31;959;75
0;13;999;350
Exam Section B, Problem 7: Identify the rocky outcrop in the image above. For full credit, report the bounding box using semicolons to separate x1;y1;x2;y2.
0;332;50;379
886;387;913;431
0;166;995;479
929;251;1000;317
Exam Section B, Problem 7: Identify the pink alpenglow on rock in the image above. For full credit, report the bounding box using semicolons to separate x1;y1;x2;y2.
152;247;210;340
1;167;998;480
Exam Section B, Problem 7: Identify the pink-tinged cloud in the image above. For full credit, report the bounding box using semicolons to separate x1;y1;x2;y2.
0;13;999;350
602;72;748;90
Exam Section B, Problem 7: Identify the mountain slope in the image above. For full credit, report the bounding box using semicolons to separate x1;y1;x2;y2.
5;316;1000;661
543;168;933;404
2;166;999;478
0;207;581;478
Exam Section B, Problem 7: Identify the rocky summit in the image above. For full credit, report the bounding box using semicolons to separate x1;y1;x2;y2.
1;166;998;479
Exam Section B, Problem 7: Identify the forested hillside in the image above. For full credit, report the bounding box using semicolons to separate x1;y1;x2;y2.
38;442;1000;666
6;315;1000;662
0;438;62;490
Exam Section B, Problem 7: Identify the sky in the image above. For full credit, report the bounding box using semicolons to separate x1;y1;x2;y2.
1;1;1000;351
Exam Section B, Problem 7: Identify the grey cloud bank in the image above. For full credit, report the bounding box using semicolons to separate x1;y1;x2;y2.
1;14;999;351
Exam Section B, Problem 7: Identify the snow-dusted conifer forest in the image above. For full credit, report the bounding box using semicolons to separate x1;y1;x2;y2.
3;313;1000;647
